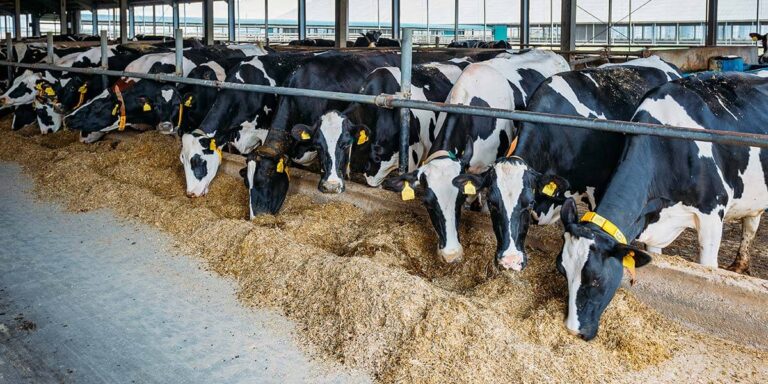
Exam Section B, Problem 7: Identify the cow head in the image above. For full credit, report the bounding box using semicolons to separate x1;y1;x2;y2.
364;111;399;187
362;31;383;47
50;75;90;114
291;111;370;194
453;157;569;271
241;132;292;217
383;152;467;263
0;70;44;108
558;198;651;340
180;130;223;198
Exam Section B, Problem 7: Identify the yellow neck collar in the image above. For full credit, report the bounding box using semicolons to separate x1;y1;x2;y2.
580;211;628;245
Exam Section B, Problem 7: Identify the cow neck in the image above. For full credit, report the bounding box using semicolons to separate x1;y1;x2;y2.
508;123;553;173
590;139;658;242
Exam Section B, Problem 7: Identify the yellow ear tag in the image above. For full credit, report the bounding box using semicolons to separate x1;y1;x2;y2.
357;130;368;145
463;181;477;195
118;115;127;131
184;96;193;107
45;87;55;96
753;36;759;41
143;102;152;112
111;104;119;116
35;83;42;91
401;181;415;201
276;158;285;173
78;84;87;94
300;131;311;141
623;251;637;286
541;181;557;197
209;139;222;160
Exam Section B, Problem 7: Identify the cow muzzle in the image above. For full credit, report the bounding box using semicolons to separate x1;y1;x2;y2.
438;245;464;264
0;96;8;107
319;179;345;194
157;121;176;135
497;251;527;271
186;189;208;198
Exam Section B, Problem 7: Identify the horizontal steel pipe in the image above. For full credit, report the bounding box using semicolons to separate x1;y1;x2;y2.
2;60;768;149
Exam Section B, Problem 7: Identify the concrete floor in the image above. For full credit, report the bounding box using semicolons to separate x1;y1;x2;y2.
0;162;369;384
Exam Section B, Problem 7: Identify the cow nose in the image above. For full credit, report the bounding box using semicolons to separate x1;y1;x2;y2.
157;121;176;135
0;97;7;106
53;103;65;114
186;191;199;198
497;252;527;271
438;245;464;264
319;179;344;194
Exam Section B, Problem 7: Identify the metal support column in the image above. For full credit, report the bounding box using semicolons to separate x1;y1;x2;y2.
607;0;613;45
5;33;13;81
129;7;135;38
172;2;179;32
228;0;236;42
520;0;530;48
92;8;98;36
100;30;108;89
264;0;269;43
152;5;156;35
72;10;81;34
398;28;412;174
31;16;41;37
60;0;68;34
298;0;306;40
175;28;183;76
453;0;458;42
119;0;128;44
13;0;20;39
561;0;577;60
335;0;348;48
706;0;718;46
392;0;400;39
46;32;53;63
203;0;214;45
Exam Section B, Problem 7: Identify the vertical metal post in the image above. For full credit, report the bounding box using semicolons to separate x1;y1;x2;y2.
152;5;156;35
561;0;577;60
298;0;306;40
60;0;68;34
92;8;98;36
706;0;718;46
607;0;613;45
628;0;633;48
482;0;486;41
100;30;108;89
426;0;430;42
453;0;458;42
13;0;20;39
758;0;762;34
392;0;400;39
72;10;81;34
119;0;128;44
129;6;135;39
6;33;13;82
203;0;214;45
175;28;183;76
172;2;179;32
520;0;530;48
228;0;236;42
46;32;54;63
334;0;348;48
265;0;269;43
398;28;412;174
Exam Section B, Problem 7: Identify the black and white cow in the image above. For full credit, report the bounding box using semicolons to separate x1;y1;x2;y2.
447;40;512;49
353;31;401;48
292;58;472;194
451;57;681;271
288;38;336;47
750;32;768;64
242;51;405;215
383;50;569;263
180;51;316;198
558;72;768;340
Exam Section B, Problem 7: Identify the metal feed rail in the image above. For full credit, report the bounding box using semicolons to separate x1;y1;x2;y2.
3;30;768;175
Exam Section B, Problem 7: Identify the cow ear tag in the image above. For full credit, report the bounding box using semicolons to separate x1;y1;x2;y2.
276;158;285;173
111;104;119;116
143;102;152;112
44;87;56;96
300;130;311;140
401;181;415;201
623;251;637;286
541;181;557;197
78;84;88;94
463;181;477;195
357;130;368;145
184;96;193;107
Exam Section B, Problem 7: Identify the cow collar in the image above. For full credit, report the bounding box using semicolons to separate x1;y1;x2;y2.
421;149;456;166
505;136;519;157
112;84;127;131
73;84;88;109
580;211;628;245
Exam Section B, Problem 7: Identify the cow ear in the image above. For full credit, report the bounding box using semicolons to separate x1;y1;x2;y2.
459;137;474;168
536;174;570;201
291;124;314;142
612;244;652;285
560;197;579;227
350;123;370;145
452;171;488;196
382;171;420;201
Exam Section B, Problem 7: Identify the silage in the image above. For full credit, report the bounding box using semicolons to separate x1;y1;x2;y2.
1;122;765;383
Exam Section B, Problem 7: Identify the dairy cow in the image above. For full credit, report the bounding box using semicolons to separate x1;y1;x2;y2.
353;31;401;47
180;51;316;198
558;72;768;340
291;58;472;194
382;50;569;263
451;57;681;271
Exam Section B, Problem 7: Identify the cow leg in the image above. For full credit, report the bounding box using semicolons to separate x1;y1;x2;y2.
696;215;724;268
726;213;762;274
